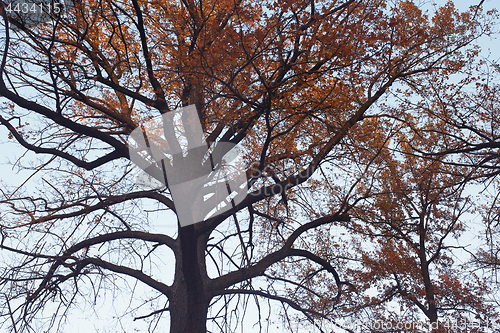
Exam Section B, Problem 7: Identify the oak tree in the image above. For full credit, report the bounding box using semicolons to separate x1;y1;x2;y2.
0;0;497;332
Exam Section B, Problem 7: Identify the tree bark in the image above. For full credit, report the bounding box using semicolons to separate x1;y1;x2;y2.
169;225;210;333
418;215;440;332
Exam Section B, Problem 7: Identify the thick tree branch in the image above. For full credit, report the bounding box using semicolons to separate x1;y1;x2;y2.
0;86;129;155
8;191;175;226
0;115;125;170
131;0;168;111
211;213;349;291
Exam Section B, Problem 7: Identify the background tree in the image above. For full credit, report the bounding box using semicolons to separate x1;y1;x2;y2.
0;0;497;332
341;145;495;332
389;47;500;322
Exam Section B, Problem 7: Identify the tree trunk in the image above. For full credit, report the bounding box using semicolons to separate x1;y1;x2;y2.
169;293;209;333
418;215;441;332
169;225;210;333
